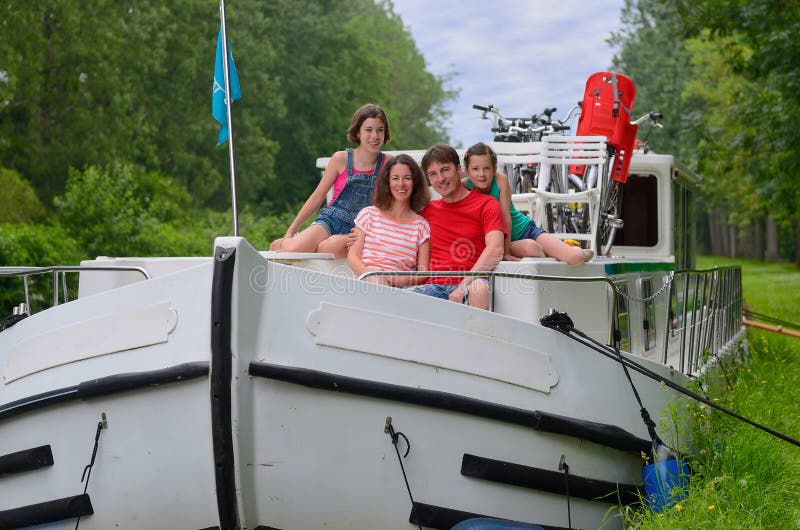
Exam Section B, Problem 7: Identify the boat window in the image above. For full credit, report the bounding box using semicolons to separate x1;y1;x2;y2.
614;280;631;351
673;175;696;270
642;278;657;350
617;173;659;247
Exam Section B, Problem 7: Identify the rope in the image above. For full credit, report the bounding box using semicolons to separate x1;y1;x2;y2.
540;312;800;449
743;310;800;331
542;312;664;448
384;417;422;530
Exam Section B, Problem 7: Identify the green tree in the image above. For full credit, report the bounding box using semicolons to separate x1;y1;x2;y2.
0;167;44;223
610;0;799;262
0;1;453;213
0;223;84;313
609;0;702;164
256;0;454;208
674;0;800;262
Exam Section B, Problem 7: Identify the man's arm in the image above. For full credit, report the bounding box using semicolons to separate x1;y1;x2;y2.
448;230;504;303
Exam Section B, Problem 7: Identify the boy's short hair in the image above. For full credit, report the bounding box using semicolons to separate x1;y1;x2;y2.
421;144;460;173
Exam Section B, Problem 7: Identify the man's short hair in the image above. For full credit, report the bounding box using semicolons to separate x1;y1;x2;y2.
421;144;460;173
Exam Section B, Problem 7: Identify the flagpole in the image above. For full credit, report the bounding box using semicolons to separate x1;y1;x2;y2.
219;0;239;236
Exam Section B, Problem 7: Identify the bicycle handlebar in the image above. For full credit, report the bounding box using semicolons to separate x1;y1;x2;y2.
474;103;575;140
630;111;663;126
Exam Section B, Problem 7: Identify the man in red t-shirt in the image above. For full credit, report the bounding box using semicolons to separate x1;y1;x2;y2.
414;144;506;310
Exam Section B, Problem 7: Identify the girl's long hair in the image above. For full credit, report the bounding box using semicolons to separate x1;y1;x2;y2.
463;141;497;171
347;103;391;145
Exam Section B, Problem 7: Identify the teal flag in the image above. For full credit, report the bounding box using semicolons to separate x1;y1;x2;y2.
212;28;241;146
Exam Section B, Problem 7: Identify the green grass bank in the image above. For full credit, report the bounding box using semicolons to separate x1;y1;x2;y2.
622;257;800;529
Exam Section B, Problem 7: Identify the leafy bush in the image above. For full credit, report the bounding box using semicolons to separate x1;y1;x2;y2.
54;161;298;258
0;223;84;313
0;167;44;223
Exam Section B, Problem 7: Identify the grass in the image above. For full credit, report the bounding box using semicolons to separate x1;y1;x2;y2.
621;257;800;529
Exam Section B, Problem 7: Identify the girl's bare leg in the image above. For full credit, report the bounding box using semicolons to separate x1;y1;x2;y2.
271;224;330;253
535;233;592;265
317;234;349;258
510;238;545;258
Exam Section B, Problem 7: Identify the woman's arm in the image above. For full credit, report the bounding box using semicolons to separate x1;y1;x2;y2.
347;227;368;276
394;239;430;287
284;150;346;238
495;172;514;260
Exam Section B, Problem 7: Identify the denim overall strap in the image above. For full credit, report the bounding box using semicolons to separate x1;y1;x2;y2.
317;150;382;231
346;148;354;179
372;152;384;178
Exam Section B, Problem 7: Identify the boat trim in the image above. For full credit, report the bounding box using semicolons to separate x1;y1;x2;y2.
0;362;209;423
409;501;563;530
248;362;650;453
0;445;53;478
0;493;93;528
209;246;239;529
461;453;640;505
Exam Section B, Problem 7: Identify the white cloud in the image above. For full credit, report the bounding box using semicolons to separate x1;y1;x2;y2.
391;0;625;147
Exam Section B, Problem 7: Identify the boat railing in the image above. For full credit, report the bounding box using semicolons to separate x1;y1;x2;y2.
361;266;744;378
0;265;151;315
360;268;618;340
664;266;743;376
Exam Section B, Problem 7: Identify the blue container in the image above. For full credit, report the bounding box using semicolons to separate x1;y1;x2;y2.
642;457;690;512
451;518;545;530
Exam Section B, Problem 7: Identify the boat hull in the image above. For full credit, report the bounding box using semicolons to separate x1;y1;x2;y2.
0;238;698;529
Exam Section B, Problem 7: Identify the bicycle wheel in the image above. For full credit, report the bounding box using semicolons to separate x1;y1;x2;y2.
507;165;522;194
520;168;535;192
595;180;624;256
543;164;575;234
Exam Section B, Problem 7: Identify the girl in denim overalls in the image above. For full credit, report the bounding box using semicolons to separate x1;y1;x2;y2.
270;104;391;258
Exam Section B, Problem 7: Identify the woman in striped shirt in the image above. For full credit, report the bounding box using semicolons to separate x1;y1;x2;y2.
348;154;431;286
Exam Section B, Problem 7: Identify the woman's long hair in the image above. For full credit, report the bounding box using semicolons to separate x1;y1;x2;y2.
373;154;430;212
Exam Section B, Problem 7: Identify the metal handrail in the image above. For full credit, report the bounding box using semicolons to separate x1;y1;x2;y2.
360;266;744;378
359;269;619;343
1;265;151;313
665;266;743;375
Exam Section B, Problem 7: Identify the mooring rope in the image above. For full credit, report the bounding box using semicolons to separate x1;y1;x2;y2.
540;312;800;449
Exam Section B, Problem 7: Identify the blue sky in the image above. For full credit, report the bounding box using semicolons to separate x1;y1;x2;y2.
390;0;626;147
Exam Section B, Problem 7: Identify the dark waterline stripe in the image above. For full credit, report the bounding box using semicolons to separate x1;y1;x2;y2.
0;445;53;478
461;453;641;505
0;494;93;528
249;362;650;453
0;362;209;424
409;502;559;530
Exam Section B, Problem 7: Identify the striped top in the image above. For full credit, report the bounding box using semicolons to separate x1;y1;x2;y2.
355;206;430;271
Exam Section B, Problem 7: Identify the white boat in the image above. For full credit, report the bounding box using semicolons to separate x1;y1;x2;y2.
0;140;744;529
